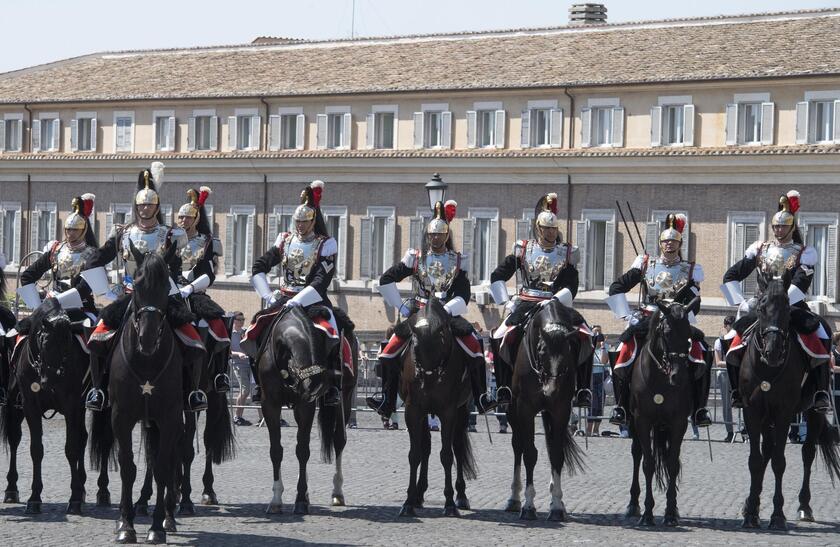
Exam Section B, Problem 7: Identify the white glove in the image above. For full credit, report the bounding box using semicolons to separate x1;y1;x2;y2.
399;304;411;317
104;290;118;302
179;284;194;299
504;300;516;313
285;300;301;309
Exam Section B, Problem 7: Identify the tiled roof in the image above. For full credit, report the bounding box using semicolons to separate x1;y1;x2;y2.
1;9;840;104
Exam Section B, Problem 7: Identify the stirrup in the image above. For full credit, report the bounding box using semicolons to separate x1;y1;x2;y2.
574;388;592;408
85;388;106;412
365;393;394;417
188;390;208;412
813;390;831;413
609;406;627;426
496;386;512;405
476;393;498;414
213;373;231;393
694;408;712;427
322;386;341;407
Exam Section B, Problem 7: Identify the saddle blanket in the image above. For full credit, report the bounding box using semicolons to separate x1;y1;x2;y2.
615;336;706;370
727;330;828;360
380;331;484;360
11;331;90;367
88;320;205;352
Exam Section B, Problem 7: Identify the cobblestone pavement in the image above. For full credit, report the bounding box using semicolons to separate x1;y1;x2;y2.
1;411;839;546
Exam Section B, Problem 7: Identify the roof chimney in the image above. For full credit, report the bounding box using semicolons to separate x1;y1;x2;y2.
569;3;607;25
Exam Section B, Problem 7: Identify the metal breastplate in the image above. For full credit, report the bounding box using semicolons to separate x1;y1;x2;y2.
51;242;95;289
414;251;459;297
121;224;170;278
521;241;568;290
644;258;692;302
281;234;323;291
757;241;803;278
180;233;208;271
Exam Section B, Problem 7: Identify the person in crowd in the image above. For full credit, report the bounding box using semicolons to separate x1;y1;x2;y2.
587;326;609;437
714;315;736;442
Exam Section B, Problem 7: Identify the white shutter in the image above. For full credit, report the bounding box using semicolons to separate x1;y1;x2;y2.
441;111;452;149
0;120;5;151
267;212;278;247
359;216;372;279
228;116;238;150
650;106;662;147
166;116;175;151
466;110;477;148
115;119;125;151
580;108;592;148
682;104;694;147
494;110;506;149
682;218;690;260
384;215;395;267
644;222;659;256
408;216;424;251
187;117;196;151
760;102;775;145
209;116;218;150
795;102;809;144
611;107;624;147
827;224;837;302
516;218;531;242
15;120;23;151
48;207;56;243
743;224;760;295
833;100;840;143
413;112;424;149
295;114;305;150
575;221;588;290
31;119;41;152
224;214;235;275
104;211;115;271
29;209;40;255
549;108;563;147
316;114;327;149
520;109;531;149
205;204;215;235
337;214;348;279
0;212;5;257
341;112;352;149
13;210;21;264
251;116;261;150
245;213;254;272
90;118;97;151
733;223;745;266
603;220;616;288
725;103;739;145
268;115;280;150
461;218;476;281
488;217;499;273
365;113;375;149
50;119;60;150
70;119;78;151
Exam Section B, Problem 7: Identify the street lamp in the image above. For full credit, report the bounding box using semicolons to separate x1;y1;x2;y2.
425;173;447;211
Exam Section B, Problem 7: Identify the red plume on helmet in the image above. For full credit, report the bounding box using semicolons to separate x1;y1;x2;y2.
310;180;324;208
673;213;687;234
80;193;95;218
786;190;800;215
444;200;457;223
198;186;212;207
546;193;558;215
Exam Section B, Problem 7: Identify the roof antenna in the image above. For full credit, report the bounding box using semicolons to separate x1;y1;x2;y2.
351;0;356;39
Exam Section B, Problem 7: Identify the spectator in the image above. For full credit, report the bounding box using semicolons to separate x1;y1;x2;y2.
714;315;736;442
587;326;608;436
231;312;262;426
487;350;509;433
378;326;401;430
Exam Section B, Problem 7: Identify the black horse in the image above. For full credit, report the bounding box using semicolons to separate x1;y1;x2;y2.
0;299;89;514
260;304;358;515
89;250;185;544
740;278;840;530
396;298;476;518
625;298;700;527
504;299;588;521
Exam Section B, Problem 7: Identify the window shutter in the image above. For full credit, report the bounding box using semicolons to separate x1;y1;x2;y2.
833;100;840;143
0;120;5;151
295;114;305;150
384;215;396;267
316;114;327;149
725;103;738;145
413;112;424;149
516;218;532;241
494;110;506;149
760;102;775;145
267;212;278;246
733;223;745;266
48;207;56;243
104;212;114;270
250;116;261;150
187;117;196;151
51;119;60;150
650;106;662;147
224;214;235;275
166;116;175;151
245;213;254;272
795;101;809;144
644;222;659;255
268;115;280;150
359;216;372;279
15;120;23;151
580;108;592;148
488;217;499;274
603;220;616;288
461;217;476;280
341;112;352;149
800;223;809;246
31;119;41;152
90;118;97;151
70;119;78;151
520;109;531;148
441;111;452;149
29;209;40;255
743;224;760;295
151;117;157;150
228;116;238;150
549;108;563;147
466;110;477;148
408;216;424;251
826;224;837;302
209;116;218;150
682;104;694;147
13;210;21;263
0;211;5;257
337;214;348;279
115;120;124;151
681;218;690;260
611;107;624;147
365;113;375;149
575;220;588;290
204;204;215;235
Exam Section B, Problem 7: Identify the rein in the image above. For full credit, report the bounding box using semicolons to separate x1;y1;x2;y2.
644;316;689;378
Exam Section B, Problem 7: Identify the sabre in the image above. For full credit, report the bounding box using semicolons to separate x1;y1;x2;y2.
626;201;647;255
485;412;493;444
705;426;714;462
616;201;640;256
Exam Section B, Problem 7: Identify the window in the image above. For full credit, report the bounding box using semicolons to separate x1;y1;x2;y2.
71;112;97;152
224;206;255;276
651;97;694;147
327;114;343;148
114;111;134;152
727;212;766;297
725;96;774;146
322;206;348;280
317;108;351;150
32;202;57;253
0;202;22;266
467;102;505;149
413;104;452;149
812;101;834;143
366;110;396;149
359;207;394;280
188;111;218;151
228;110;261;151
153;111;175;151
0;115;23;152
105;204;133;271
521;101;563;148
576;210;616;291
477;110;496;147
581;101;623;148
593;107;612;146
800;213;839;301
796;93;840;145
463;208;499;284
33;113;60;152
269;108;305;150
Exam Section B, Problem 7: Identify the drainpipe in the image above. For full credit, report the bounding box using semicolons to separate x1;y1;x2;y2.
26;173;32;255
566;173;573;245
23;104;32;153
263;174;269;255
563;88;575;149
259;97;270;151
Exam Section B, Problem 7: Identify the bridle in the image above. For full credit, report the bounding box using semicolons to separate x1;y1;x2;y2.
646;312;689;378
523;310;576;384
131;301;166;355
27;316;71;383
410;317;453;378
753;321;789;367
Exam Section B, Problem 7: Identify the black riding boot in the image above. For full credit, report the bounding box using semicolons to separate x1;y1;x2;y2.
470;357;497;414
609;364;632;426
250;358;262;403
574;357;593;408
365;356;400;418
187;354;208;412
727;362;743;408
322;365;342;407
813;363;831;413
85;355;108;411
490;338;513;407
693;363;712;427
211;342;231;393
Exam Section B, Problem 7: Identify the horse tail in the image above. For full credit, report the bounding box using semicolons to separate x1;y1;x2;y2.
651;426;680;492
541;412;585;476
809;409;840;485
89;406;116;471
206;392;236;465
454;406;478;480
0;396;11;449
319;402;338;464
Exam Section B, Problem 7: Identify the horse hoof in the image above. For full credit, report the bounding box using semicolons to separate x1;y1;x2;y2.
25;501;41;514
178;501;195;516
293;501;309;515
201;492;219;505
663;515;679;527
398;504;416;517
4;490;20;503
519;507;537;520
265;503;283;514
768;515;787;531
331;495;345;507
134;502;148;516
504;499;521;513
96;491;111;507
625;503;641;518
163;516;177;532
799;508;815;522
443;505;460;517
547;509;567;522
115;529;137;544
637;513;656;527
741;515;760;529
66;501;83;515
146;530;166;544
456;497;470;510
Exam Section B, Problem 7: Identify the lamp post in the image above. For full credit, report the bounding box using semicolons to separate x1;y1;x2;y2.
425;173;447;210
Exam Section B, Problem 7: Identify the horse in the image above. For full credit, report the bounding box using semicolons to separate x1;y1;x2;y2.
0;298;90;514
260;304;358;515
396;297;476;518
88;249;185;544
739;278;840;530
625;297;700;527
504;299;588;521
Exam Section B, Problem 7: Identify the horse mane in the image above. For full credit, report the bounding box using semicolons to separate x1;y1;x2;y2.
533;300;580;353
417;298;449;334
133;253;170;297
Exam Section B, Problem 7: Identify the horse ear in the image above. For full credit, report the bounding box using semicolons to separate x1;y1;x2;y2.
128;239;145;265
687;296;701;316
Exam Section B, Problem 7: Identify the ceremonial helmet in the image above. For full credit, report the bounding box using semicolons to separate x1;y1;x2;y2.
135;161;165;205
427;200;457;234
659;213;687;243
179;186;211;221
293;180;324;222
534;193;560;230
65;193;95;231
771;190;800;227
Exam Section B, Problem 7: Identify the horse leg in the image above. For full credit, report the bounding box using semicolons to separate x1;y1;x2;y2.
546;412;568;522
453;406;470;510
114;419;138;544
741;409;764;528
134;463;154;517
264;402;285;515
663;425;686;527
798;410;818;522
23;413;43;514
330;407;348;506
519;410;538;520
439;411;458;517
293;404;314;515
178;412;196;515
637;425;656;526
3;406;22;504
64;408;85;514
148;424;178;544
626;433;642;518
399;405;423;517
416;414;432;509
505;405;523;513
768;415;789;530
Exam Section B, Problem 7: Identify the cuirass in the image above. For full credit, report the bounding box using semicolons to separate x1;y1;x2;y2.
180;233;208;271
414;250;460;296
281;234;324;289
758;241;803;278
644;258;692;301
521;241;569;289
120;224;172;278
51;242;95;285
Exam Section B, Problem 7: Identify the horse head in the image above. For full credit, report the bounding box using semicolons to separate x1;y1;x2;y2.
408;297;454;374
28;298;74;385
131;252;170;356
756;278;790;368
527;299;581;397
652;297;698;386
274;305;333;403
